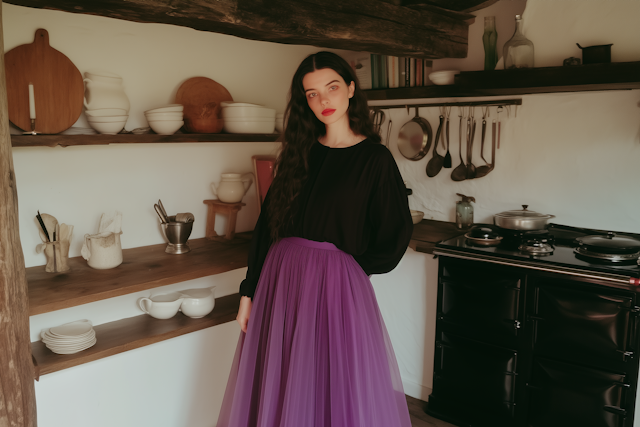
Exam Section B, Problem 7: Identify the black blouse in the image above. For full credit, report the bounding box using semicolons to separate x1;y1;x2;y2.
239;138;413;299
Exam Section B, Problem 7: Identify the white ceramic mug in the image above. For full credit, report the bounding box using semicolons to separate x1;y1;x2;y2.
211;173;254;203
179;286;216;318
138;292;184;320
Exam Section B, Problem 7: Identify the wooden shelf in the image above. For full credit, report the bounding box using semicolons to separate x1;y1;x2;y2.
11;132;280;148
365;61;640;101
410;219;464;254
31;293;241;379
27;236;251;315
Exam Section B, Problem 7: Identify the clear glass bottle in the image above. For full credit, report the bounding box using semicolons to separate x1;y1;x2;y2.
482;16;498;71
455;193;475;229
503;15;534;69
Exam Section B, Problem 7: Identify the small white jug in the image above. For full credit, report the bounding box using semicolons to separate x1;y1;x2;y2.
81;232;123;269
211;173;254;203
138;292;184;320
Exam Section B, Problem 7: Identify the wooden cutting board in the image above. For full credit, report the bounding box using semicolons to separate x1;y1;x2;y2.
175;77;233;133
5;29;84;134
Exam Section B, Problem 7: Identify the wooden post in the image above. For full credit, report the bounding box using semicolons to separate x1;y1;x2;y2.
0;1;38;425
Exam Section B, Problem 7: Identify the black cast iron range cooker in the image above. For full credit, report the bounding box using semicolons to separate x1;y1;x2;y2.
435;223;640;287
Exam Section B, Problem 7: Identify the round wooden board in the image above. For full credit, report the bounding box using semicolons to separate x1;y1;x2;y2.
175;77;233;133
5;29;84;134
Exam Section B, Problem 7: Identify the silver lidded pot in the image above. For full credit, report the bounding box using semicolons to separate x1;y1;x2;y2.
494;205;555;230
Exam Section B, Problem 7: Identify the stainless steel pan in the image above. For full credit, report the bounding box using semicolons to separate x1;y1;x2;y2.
398;107;432;161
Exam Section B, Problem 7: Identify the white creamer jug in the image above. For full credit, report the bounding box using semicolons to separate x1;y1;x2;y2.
211;173;254;203
83;70;130;112
138;292;184;320
81;232;123;269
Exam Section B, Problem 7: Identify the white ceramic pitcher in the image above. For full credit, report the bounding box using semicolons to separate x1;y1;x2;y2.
81;232;123;269
211;173;254;203
83;70;130;112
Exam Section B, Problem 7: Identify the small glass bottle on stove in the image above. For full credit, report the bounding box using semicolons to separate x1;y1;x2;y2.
456;193;475;229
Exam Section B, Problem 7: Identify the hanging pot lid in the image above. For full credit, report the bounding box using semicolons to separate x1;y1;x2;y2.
494;205;554;220
576;232;640;255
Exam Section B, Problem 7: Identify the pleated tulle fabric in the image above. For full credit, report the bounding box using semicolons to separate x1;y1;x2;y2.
217;237;411;427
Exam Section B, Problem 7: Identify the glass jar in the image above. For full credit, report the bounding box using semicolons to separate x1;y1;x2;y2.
455;193;475;229
482;16;498;70
503;15;534;69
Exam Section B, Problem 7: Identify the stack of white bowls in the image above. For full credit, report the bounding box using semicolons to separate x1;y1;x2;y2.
85;108;129;135
145;104;184;135
221;102;276;134
40;319;97;355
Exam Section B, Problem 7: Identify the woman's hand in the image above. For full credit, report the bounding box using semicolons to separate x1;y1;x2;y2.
236;296;253;333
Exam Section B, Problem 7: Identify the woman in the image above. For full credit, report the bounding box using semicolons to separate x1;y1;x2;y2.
217;51;413;427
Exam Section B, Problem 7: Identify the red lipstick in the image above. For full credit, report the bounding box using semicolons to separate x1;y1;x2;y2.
322;109;336;116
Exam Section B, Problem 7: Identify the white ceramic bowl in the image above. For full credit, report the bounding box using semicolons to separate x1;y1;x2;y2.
87;115;129;123
275;113;284;133
220;101;264;108
145;104;184;114
428;70;460;85
88;120;126;135
223;120;275;134
148;120;184;135
179;288;216;319
85;108;128;117
222;106;276;119
223;117;275;122
411;210;425;224
145;112;184;121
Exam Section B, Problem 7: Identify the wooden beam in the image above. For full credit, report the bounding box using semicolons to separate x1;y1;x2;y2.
0;1;37;424
4;0;470;59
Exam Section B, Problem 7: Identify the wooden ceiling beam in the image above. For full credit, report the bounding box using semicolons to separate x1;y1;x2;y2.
4;0;471;59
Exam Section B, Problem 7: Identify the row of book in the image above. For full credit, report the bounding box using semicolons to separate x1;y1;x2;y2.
352;54;434;90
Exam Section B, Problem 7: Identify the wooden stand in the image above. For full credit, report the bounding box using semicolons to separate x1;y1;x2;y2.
203;199;245;241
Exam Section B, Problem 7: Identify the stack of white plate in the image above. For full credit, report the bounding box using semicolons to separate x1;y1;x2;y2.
40;319;97;355
145;104;184;135
221;102;276;134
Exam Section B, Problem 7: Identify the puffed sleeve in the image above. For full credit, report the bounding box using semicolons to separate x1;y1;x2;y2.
239;191;274;300
353;149;413;275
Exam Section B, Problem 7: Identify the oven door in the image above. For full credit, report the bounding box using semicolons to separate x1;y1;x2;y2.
439;258;523;348
429;332;518;427
526;357;629;427
528;276;637;373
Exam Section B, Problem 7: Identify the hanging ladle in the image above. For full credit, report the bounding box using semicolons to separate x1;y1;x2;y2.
466;107;477;180
476;116;497;178
451;107;467;182
475;107;493;178
426;108;445;177
442;106;452;168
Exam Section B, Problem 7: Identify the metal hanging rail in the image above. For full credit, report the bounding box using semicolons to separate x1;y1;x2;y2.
371;98;522;110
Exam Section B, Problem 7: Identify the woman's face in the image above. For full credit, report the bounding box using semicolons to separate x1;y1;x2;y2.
302;68;355;126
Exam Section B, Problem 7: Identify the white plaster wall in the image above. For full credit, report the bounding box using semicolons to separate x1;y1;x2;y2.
8;0;640;425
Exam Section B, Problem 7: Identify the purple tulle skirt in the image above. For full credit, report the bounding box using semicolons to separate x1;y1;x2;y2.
217;237;411;427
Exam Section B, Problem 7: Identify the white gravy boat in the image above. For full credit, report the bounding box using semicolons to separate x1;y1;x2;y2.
179;286;216;318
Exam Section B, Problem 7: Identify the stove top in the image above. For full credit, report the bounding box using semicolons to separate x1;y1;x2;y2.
435;223;640;282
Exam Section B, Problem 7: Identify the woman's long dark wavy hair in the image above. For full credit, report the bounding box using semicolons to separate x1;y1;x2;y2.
267;51;381;241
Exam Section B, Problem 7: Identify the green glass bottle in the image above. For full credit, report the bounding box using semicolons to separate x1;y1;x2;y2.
482;16;498;70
